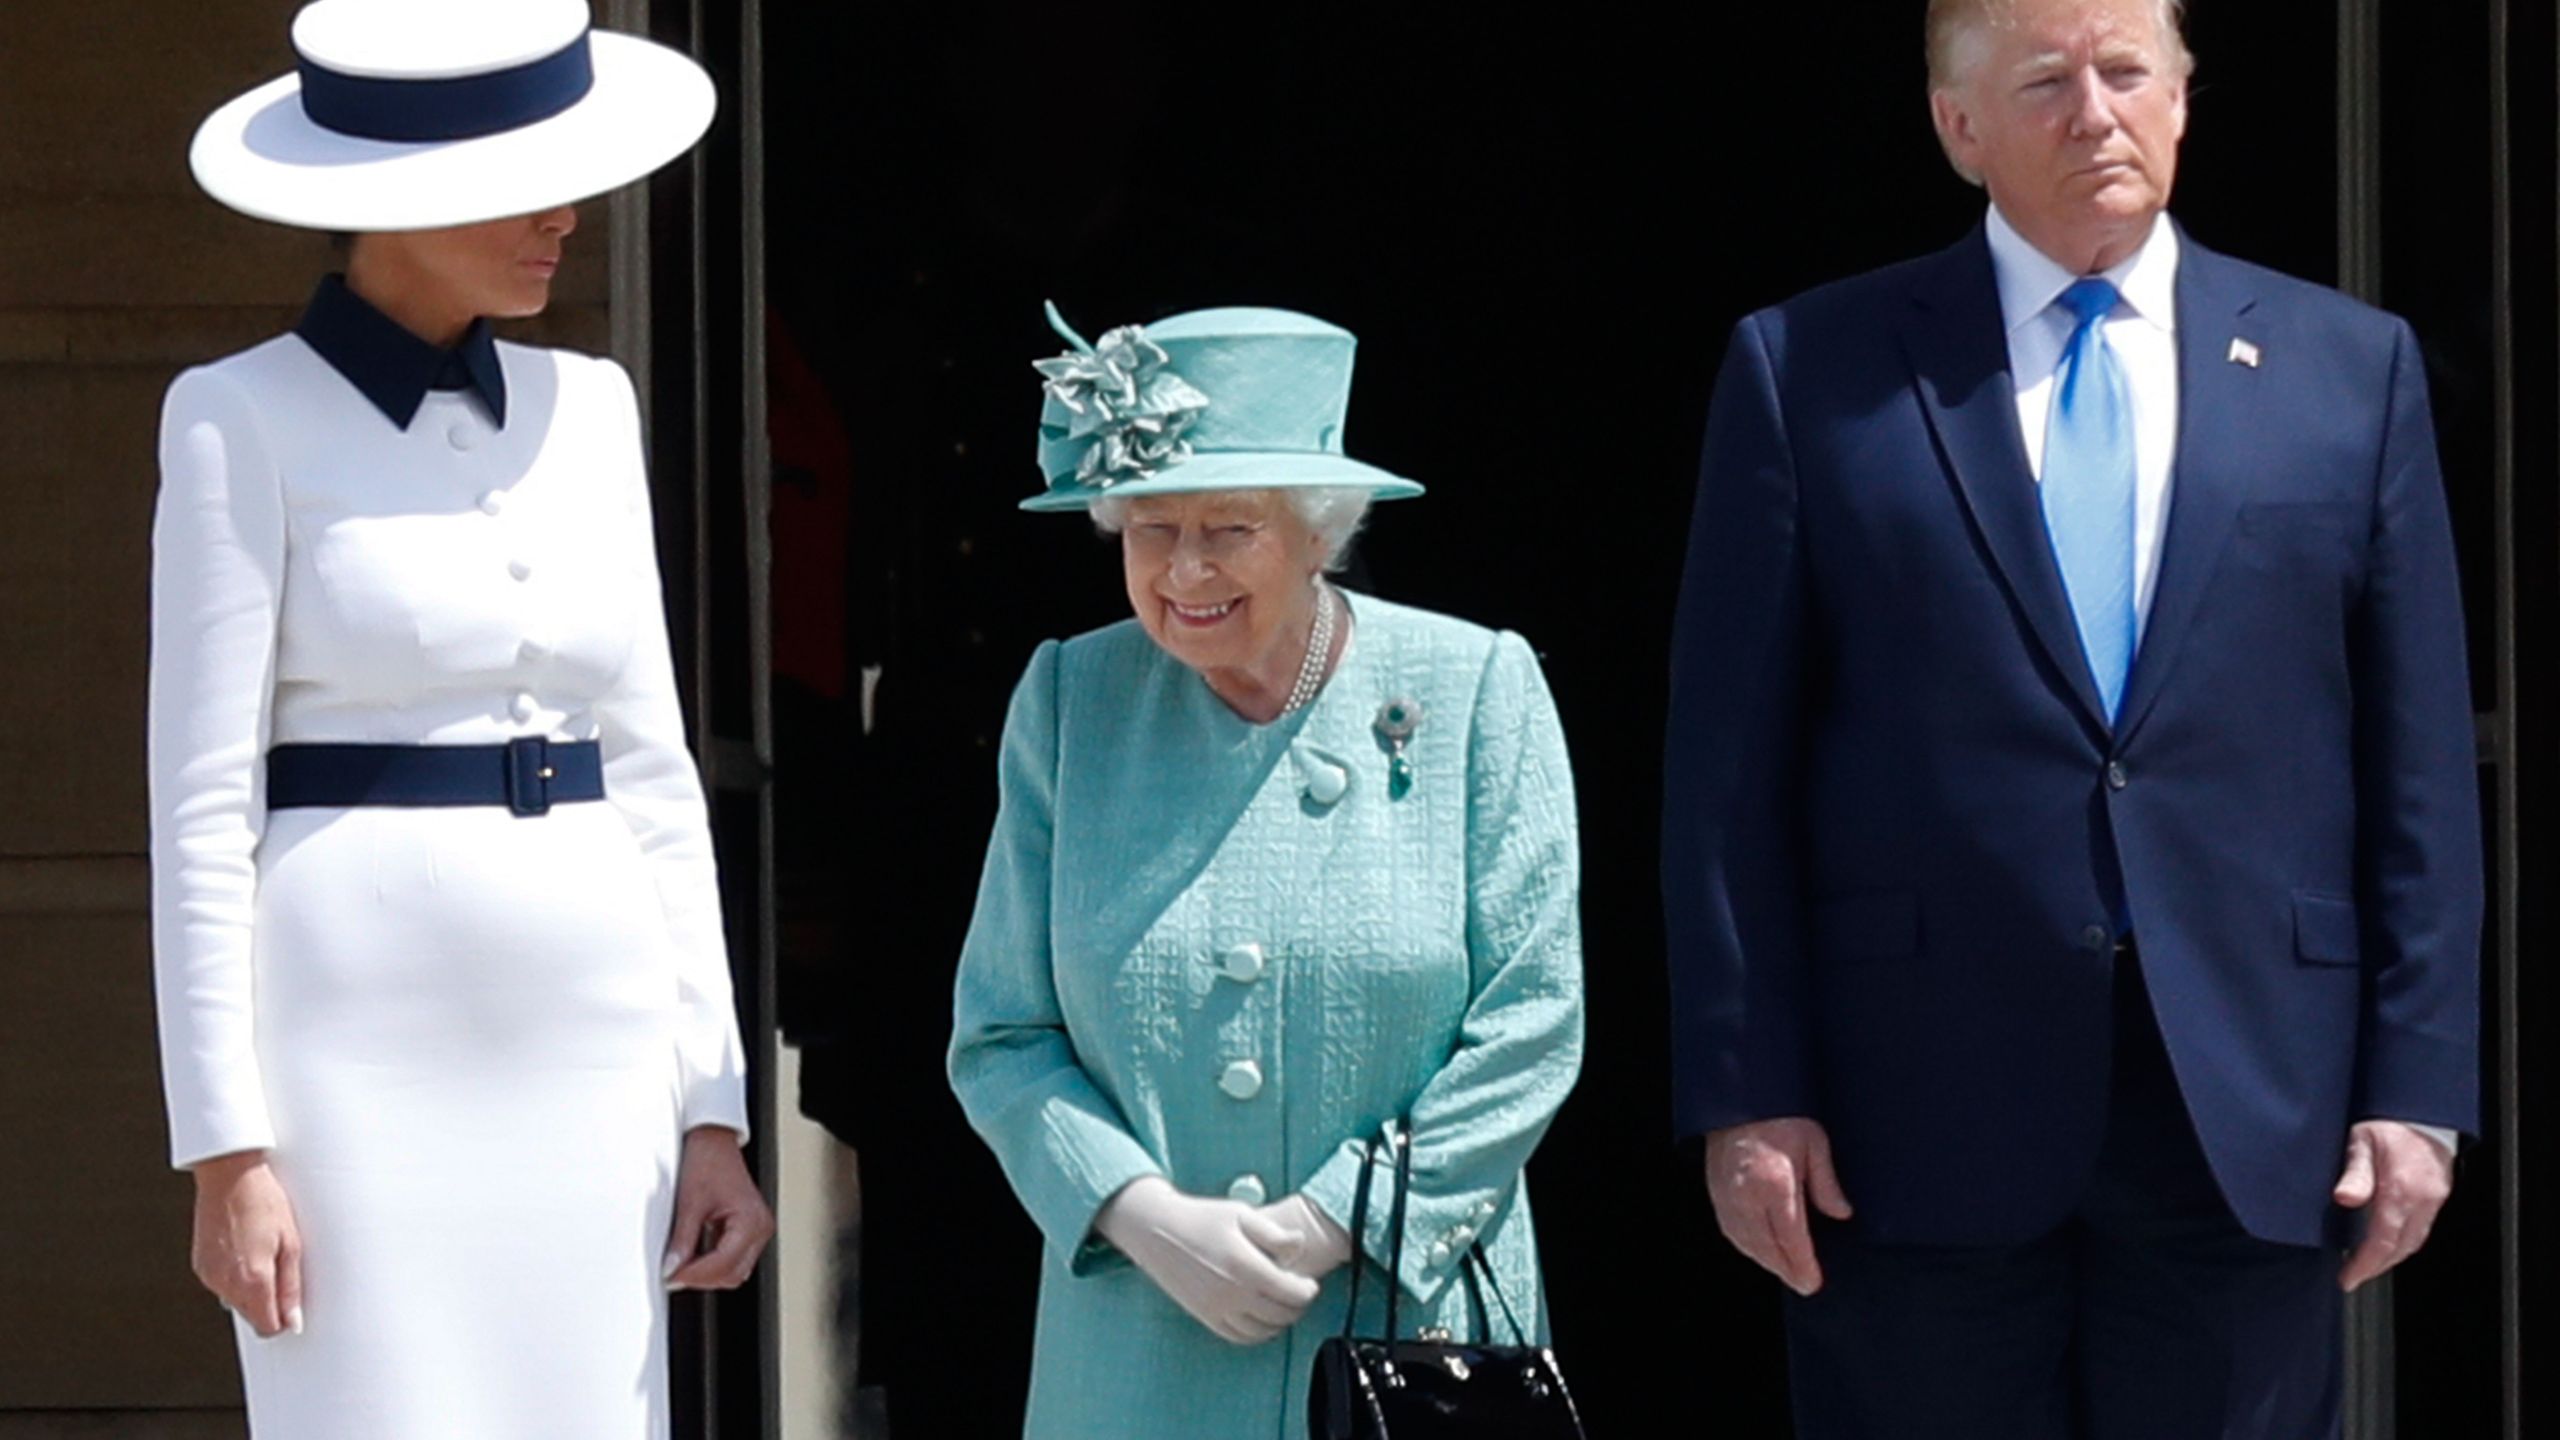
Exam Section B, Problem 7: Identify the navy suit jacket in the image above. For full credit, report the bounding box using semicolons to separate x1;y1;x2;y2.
1661;223;2483;1248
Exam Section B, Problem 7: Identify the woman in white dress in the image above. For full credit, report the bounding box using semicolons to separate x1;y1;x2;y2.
153;5;772;1435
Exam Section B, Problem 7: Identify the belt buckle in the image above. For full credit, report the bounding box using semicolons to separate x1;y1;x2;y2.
504;736;553;817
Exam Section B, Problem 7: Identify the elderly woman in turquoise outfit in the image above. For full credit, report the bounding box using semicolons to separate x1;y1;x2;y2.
948;304;1585;1438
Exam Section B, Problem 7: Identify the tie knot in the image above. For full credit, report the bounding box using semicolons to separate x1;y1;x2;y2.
2061;277;2121;327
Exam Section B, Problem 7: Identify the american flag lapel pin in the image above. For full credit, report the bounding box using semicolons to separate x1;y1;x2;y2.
2229;337;2263;368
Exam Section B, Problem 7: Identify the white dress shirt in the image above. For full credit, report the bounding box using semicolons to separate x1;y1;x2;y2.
1982;204;2456;1163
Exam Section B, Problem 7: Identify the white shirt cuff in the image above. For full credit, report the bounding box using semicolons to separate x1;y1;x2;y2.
2377;1119;2461;1159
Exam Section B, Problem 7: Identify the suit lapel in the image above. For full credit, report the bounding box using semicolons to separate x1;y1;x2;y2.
1901;229;2112;731
2114;234;2260;743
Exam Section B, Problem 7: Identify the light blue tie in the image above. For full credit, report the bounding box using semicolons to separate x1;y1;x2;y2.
2041;277;2137;720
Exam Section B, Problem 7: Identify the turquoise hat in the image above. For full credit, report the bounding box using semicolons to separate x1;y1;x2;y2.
1022;302;1425;513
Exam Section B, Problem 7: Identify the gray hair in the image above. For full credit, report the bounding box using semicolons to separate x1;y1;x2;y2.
1090;486;1374;573
1926;0;2194;92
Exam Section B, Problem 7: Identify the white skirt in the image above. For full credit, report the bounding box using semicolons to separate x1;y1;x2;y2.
235;801;687;1439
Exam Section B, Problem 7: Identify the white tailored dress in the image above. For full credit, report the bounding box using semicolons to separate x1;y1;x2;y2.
148;279;748;1439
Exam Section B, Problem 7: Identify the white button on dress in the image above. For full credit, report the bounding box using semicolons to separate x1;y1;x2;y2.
1291;745;1350;806
478;489;508;515
1218;942;1266;983
1218;1060;1264;1100
448;422;480;451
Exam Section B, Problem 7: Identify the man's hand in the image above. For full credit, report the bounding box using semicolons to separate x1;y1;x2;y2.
2333;1119;2455;1292
1705;1118;1853;1297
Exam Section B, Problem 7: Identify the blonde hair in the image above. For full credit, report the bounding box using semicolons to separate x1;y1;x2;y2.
1925;0;2194;91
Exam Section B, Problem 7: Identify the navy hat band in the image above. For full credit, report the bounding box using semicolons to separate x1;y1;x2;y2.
297;32;595;144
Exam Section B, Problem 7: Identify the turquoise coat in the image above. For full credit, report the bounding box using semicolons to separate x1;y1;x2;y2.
949;593;1585;1439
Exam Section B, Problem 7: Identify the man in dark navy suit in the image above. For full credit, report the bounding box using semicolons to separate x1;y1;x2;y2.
1661;0;2482;1434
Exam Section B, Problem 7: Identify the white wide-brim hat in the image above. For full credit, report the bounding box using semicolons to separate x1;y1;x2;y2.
190;0;715;232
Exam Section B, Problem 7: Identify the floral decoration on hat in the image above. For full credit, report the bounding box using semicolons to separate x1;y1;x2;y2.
1033;301;1212;486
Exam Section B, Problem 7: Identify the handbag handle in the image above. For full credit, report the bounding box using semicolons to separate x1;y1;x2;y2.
1338;1128;1382;1341
1337;1118;1533;1347
1337;1121;1412;1340
1463;1243;1530;1346
1382;1121;1415;1341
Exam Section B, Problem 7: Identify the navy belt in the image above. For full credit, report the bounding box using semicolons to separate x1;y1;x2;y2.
266;739;605;817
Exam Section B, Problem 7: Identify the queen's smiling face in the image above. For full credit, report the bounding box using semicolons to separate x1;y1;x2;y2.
1118;489;1329;685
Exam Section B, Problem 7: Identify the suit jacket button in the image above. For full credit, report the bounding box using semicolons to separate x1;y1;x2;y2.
1227;1174;1268;1205
2106;762;2130;791
2080;924;2113;953
1218;1060;1264;1101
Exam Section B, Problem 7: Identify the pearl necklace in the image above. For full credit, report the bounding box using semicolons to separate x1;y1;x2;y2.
1278;582;1338;718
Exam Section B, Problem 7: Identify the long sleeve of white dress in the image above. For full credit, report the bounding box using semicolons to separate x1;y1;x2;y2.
149;366;287;1169
589;359;751;1138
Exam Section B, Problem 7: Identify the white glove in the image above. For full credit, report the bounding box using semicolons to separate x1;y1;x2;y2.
1095;1176;1321;1344
1255;1194;1355;1281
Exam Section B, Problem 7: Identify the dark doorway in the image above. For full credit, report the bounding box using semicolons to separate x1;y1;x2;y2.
744;5;2527;1437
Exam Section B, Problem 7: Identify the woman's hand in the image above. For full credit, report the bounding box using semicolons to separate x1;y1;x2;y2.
1096;1177;1320;1344
1254;1194;1355;1281
190;1152;303;1338
663;1127;775;1291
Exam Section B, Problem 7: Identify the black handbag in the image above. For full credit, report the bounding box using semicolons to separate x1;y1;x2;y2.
1307;1121;1588;1440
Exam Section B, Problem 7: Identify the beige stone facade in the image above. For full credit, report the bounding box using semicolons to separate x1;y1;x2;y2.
0;2;609;1429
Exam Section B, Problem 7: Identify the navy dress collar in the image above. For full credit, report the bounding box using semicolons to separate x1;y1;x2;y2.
294;274;507;430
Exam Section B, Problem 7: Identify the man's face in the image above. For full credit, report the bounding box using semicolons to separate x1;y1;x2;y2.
1931;0;2189;269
